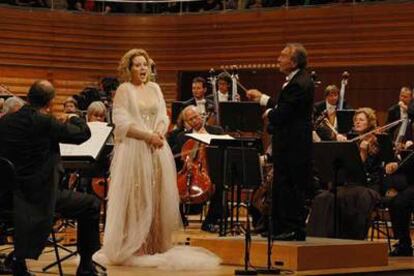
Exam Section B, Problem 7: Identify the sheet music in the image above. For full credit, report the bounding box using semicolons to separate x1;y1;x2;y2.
185;133;234;145
60;121;113;160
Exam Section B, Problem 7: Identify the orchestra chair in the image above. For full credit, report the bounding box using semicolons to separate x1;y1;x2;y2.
369;200;393;252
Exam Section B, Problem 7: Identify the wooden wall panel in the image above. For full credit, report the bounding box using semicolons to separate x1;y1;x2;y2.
0;2;414;121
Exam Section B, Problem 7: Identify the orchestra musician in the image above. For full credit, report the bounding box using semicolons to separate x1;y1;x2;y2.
182;77;215;117
216;72;234;102
385;156;414;256
386;86;414;146
63;96;79;114
384;94;414;256
314;84;352;141
308;107;382;239
247;43;314;241
1;96;25;119
172;105;224;233
0;80;103;276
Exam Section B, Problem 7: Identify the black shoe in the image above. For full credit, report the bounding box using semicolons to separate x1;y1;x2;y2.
4;253;35;276
272;231;306;241
389;245;413;257
252;224;268;235
201;223;218;233
0;259;13;275
76;263;107;276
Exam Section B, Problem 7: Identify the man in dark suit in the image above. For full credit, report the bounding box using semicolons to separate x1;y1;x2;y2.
247;43;314;241
0;80;104;276
385;160;414;256
182;77;215;118
313;84;351;140
172;105;224;233
386;86;413;142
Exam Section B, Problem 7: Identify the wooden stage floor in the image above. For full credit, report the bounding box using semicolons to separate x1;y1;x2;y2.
1;226;413;275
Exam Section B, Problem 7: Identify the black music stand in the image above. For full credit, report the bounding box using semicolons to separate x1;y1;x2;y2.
337;109;355;134
313;141;366;237
171;101;185;124
377;133;394;164
219;102;263;132
206;138;261;276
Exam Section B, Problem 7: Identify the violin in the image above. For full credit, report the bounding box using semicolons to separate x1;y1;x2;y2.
176;137;214;204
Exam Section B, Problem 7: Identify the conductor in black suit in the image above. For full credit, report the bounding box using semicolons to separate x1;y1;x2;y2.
247;43;314;241
0;80;104;276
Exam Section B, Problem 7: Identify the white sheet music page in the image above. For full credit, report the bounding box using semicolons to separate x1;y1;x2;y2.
60;121;113;160
185;133;234;145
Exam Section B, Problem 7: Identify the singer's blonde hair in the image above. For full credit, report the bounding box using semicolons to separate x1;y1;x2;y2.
118;48;151;83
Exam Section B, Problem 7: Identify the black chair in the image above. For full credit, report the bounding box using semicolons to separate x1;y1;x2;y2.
369;201;393;252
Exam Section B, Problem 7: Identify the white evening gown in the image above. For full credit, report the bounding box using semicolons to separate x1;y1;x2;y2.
93;82;220;269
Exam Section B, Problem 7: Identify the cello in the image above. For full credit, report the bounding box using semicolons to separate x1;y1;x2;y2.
177;138;214;204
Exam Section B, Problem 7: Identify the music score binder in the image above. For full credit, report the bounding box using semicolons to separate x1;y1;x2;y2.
60;121;113;164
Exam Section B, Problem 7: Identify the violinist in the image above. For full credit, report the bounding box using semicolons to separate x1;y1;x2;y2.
172;105;224;233
182;77;215;118
308;107;382;239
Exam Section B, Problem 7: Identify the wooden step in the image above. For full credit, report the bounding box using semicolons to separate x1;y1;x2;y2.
190;236;388;271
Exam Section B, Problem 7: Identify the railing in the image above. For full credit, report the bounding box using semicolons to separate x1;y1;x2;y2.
2;0;395;15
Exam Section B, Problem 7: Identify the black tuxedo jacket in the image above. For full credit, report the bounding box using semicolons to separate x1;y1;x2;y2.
0;105;90;258
387;103;414;141
267;69;314;164
183;96;216;114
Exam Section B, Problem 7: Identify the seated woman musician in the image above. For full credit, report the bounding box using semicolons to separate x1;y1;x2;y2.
308;107;383;239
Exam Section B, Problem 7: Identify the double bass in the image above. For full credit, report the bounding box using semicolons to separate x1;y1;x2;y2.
176;134;214;205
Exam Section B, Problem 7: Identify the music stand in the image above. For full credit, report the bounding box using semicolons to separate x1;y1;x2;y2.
206;138;261;275
219;102;263;132
171;101;185;124
336;109;355;134
377;133;394;164
313;141;366;237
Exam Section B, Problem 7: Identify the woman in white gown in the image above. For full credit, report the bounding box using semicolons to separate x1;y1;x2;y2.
95;49;220;269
